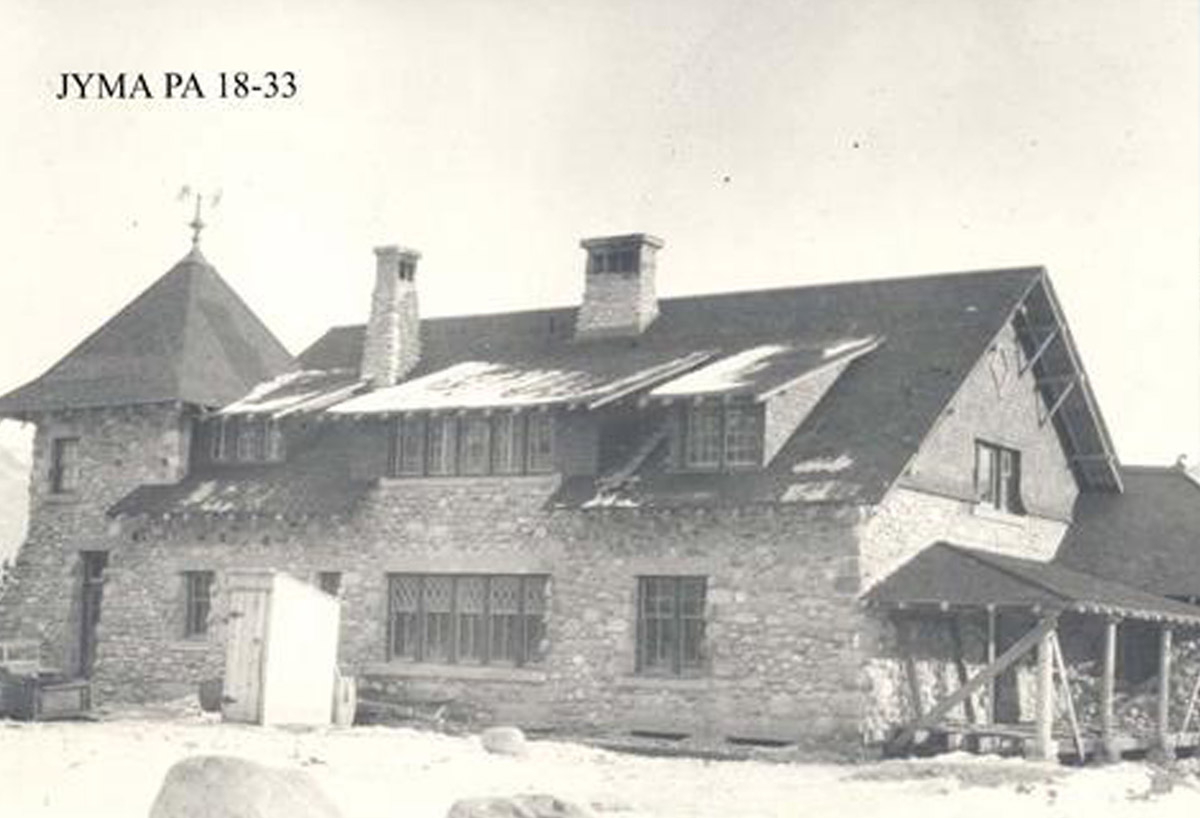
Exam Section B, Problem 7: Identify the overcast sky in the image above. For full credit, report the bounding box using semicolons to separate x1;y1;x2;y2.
0;0;1195;465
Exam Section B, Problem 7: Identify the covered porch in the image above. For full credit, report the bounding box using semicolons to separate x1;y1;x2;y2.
866;543;1200;762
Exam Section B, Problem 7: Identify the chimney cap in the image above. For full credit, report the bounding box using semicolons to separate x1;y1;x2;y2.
579;233;664;251
374;244;422;260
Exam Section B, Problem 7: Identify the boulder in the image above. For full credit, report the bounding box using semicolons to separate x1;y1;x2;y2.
446;794;594;818
480;726;528;756
148;755;342;818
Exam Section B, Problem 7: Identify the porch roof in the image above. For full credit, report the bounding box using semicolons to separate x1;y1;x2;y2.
865;543;1200;626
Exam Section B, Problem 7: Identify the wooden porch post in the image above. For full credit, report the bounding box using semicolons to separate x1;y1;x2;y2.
1155;624;1175;760
1031;624;1057;762
1100;617;1120;763
985;606;997;724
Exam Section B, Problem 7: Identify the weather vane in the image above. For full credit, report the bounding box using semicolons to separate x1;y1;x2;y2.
177;186;222;249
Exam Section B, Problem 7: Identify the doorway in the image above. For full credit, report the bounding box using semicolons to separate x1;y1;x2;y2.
78;551;108;677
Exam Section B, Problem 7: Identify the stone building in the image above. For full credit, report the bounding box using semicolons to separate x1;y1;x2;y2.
2;231;1198;756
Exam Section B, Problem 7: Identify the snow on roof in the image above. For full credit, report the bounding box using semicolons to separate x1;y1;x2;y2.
219;370;365;417
328;351;714;415
647;336;881;400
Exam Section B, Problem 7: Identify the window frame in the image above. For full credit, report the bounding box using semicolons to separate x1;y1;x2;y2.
635;575;708;677
680;403;763;472
183;570;215;639
49;436;81;494
387;411;556;478
974;440;1024;515
386;573;548;667
208;416;285;464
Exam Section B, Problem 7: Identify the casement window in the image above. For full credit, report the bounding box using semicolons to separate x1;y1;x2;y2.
975;440;1024;514
208;417;284;463
49;437;81;493
681;404;763;471
387;574;547;667
636;576;707;676
387;412;556;478
183;571;214;638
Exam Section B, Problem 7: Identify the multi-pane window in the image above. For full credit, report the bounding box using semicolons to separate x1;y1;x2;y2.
636;576;707;675
387;574;548;667
49;437;80;493
975;441;1023;514
209;417;285;463
491;413;526;474
387;412;556;477
682;404;762;470
183;571;214;638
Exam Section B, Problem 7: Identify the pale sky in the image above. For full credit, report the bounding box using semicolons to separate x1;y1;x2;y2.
0;0;1195;465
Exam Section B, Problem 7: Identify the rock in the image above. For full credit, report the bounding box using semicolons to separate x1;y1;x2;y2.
446;794;594;818
148;755;342;818
480;726;527;756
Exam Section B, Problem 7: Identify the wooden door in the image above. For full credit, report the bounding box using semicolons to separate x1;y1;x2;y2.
78;552;108;678
222;586;271;723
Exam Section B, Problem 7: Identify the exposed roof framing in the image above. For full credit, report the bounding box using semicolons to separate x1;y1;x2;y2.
1011;273;1122;492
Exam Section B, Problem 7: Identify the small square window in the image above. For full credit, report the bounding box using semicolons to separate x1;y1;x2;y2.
636;576;707;675
317;571;342;597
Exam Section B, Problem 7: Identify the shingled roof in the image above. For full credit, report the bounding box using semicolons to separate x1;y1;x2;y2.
866;542;1200;626
294;265;1115;507
1055;466;1200;598
0;249;296;416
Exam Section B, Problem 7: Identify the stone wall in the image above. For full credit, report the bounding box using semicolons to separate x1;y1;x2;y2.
900;320;1079;521
0;404;191;673
94;474;873;749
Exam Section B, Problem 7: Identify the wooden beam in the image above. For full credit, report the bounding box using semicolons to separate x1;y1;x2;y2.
894;616;924;720
1031;625;1057;761
1020;327;1060;376
1101;617;1120;763
889;614;1059;752
1157;625;1175;759
949;617;977;725
985;607;997;725
1050;632;1085;763
1041;377;1078;427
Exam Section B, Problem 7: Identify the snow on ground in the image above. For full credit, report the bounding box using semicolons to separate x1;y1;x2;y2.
3;703;1200;818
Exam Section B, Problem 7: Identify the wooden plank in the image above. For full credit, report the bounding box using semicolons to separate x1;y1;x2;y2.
1031;626;1056;761
889;614;1058;752
894;616;924;719
1019;327;1060;376
1157;626;1174;757
1101;618;1119;762
985;607;997;724
948;617;977;725
1050;632;1084;762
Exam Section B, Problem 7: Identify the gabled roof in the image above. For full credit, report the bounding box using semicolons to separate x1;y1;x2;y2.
866;542;1200;626
1055;466;1200;598
294;265;1117;507
0;249;295;416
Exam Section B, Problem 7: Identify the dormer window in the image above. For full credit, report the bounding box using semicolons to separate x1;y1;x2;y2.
208;417;285;464
387;411;556;478
681;403;763;471
975;440;1023;514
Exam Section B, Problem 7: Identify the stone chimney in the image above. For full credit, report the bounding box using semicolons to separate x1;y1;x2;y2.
576;234;663;339
360;245;421;387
